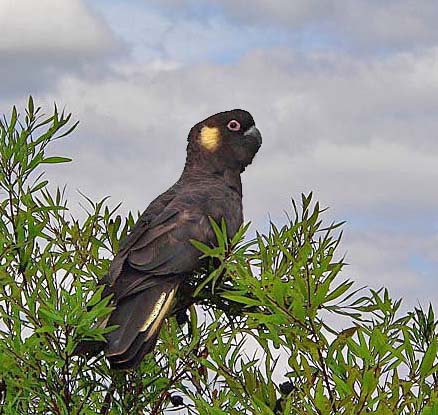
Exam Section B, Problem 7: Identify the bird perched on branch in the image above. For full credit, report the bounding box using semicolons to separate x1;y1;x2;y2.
75;109;262;370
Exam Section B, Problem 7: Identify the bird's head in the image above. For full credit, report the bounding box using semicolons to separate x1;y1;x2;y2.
186;109;262;173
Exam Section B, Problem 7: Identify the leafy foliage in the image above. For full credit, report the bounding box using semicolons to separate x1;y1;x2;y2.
1;99;438;414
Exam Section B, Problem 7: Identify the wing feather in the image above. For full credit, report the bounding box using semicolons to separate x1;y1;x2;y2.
80;190;217;369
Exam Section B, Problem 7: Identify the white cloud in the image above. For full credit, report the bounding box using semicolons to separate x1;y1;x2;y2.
0;0;121;98
338;1;438;49
343;229;438;310
151;0;438;50
0;0;114;55
96;1;287;66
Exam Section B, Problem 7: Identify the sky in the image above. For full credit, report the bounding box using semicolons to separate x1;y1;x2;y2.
1;0;438;311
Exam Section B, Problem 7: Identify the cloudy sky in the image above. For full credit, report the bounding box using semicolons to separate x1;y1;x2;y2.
1;0;438;310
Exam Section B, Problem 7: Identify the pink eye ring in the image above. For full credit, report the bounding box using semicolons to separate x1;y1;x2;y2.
227;120;241;131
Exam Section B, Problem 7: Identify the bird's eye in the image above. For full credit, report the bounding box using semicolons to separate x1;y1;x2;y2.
227;120;241;132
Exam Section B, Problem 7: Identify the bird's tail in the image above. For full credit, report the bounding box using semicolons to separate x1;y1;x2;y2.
106;278;180;370
75;278;180;370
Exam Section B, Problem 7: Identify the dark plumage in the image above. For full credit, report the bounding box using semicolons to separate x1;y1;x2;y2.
75;109;262;370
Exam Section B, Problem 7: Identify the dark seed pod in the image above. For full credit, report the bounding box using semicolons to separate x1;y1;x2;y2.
279;381;294;395
176;309;189;325
170;394;184;406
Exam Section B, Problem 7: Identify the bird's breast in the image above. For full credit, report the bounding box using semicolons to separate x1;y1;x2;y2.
206;185;243;239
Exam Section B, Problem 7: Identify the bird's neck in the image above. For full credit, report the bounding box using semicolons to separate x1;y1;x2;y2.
181;163;242;195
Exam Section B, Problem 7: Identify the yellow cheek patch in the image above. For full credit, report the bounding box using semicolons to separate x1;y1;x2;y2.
200;126;220;151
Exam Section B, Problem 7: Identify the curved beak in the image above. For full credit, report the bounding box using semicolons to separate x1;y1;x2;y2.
244;125;262;146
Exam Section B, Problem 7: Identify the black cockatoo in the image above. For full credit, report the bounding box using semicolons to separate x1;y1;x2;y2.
76;109;262;370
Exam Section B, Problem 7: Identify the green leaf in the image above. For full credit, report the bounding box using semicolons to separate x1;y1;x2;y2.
325;279;354;303
221;293;261;307
29;180;49;193
28;95;34;116
41;156;72;164
420;339;437;378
